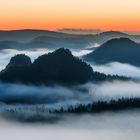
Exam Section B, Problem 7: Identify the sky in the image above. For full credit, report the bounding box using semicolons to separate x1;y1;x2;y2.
0;0;140;31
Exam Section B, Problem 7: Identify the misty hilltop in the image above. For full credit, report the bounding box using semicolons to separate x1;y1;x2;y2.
0;48;127;86
84;38;140;67
0;48;93;85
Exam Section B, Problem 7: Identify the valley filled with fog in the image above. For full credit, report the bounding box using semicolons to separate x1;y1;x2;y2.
0;47;140;140
0;0;140;137
0;30;140;140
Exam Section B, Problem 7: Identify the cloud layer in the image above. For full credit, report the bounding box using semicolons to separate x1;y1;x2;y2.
91;62;140;79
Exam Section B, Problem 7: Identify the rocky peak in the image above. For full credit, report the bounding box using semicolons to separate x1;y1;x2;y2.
6;54;32;69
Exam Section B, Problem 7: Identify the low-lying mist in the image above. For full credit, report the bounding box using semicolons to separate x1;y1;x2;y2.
0;80;139;123
91;62;140;79
0;109;140;140
71;49;93;57
0;80;140;106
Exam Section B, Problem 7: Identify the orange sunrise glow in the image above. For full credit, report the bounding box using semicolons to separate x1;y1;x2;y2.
0;0;140;31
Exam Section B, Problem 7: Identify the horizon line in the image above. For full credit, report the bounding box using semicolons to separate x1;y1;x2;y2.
0;28;140;35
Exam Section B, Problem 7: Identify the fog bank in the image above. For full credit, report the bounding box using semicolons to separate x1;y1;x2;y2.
0;110;140;140
0;80;140;105
91;62;140;79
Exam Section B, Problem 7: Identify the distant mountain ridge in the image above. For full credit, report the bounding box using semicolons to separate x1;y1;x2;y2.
0;29;70;42
0;30;140;51
84;38;140;66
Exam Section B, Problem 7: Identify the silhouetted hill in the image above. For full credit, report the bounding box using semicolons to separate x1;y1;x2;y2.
31;48;94;84
0;54;32;83
0;48;94;85
0;48;128;85
6;54;32;69
84;38;140;66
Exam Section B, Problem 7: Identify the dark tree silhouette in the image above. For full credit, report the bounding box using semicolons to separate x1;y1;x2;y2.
52;98;140;114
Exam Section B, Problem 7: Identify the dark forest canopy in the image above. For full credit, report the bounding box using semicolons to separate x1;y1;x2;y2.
0;48;128;86
52;98;140;114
